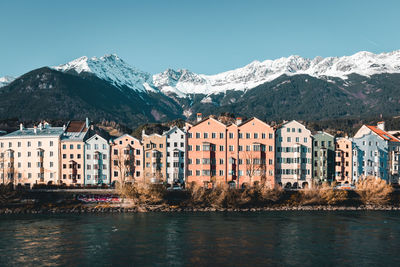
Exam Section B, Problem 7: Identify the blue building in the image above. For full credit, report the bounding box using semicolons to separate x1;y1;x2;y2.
353;122;400;183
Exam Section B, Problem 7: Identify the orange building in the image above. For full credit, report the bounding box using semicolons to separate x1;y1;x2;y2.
335;137;353;184
111;134;143;185
186;114;275;188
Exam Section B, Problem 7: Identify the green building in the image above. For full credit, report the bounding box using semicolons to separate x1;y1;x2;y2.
313;132;335;182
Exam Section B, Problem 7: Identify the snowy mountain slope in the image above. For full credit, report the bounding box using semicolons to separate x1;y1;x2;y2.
0;76;15;88
52;50;400;97
153;50;400;96
53;54;155;93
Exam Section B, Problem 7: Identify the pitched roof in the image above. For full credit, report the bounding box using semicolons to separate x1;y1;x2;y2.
366;125;400;142
65;121;87;133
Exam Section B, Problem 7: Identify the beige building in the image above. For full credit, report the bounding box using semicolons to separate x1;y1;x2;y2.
60;120;89;186
111;134;143;185
142;131;166;184
0;122;64;187
275;120;313;188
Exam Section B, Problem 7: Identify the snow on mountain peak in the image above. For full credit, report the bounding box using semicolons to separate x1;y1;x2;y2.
153;50;400;96
53;54;154;93
0;76;15;88
52;50;400;96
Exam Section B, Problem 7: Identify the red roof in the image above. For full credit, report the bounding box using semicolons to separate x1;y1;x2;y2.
366;125;400;142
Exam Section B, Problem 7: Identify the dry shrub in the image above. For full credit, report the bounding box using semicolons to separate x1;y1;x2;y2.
117;182;166;204
356;176;393;205
299;188;323;205
320;189;349;205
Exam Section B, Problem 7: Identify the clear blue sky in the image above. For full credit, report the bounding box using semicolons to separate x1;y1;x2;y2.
1;0;399;77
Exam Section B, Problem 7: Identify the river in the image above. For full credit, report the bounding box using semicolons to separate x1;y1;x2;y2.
0;211;398;266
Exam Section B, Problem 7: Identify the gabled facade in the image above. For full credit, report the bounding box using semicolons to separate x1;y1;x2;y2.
237;118;275;188
354;122;400;183
60;120;90;186
0;122;64;187
186;115;275;188
334;137;354;184
84;134;110;185
313;132;335;182
111;134;143;185
352;132;388;181
142;132;166;184
164;126;186;185
275;120;312;188
186;117;227;187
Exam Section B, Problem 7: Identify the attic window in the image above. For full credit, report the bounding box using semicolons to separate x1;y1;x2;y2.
95;137;98;140
208;122;210;125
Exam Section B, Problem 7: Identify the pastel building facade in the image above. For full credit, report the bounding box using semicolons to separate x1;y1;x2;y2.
313;132;335;182
275;120;312;188
111;134;143;185
353;122;400;183
334;137;354;184
0;122;63;187
60;120;89;186
186;116;227;187
186;115;275;188
142;132;166;183
84;134;110;185
164;126;186;185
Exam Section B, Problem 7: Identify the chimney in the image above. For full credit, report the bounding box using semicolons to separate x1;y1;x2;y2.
196;113;202;122
63;124;66;131
19;123;24;131
142;129;146;137
86;117;90;128
39;122;43;130
377;121;385;131
33;126;37;134
236;117;243;125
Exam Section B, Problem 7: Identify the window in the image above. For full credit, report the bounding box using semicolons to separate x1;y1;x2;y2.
196;132;201;139
77;144;81;149
304;137;308;143
246;133;250;139
229;133;234;139
220;133;224;139
204;133;208;138
27;141;31;147
62;144;66;149
196;145;200;151
287;137;291;142
219;145;224;151
70;144;74;149
229;145;234;151
86;144;91;150
254;133;258;139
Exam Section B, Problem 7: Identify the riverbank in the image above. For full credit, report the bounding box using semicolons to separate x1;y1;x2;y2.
2;203;400;214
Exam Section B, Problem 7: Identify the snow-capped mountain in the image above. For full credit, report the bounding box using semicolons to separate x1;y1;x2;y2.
153;50;400;96
53;54;155;93
0;76;15;88
52;50;400;97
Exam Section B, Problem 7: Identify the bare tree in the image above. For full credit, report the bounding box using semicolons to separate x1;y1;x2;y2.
114;146;135;186
243;150;267;187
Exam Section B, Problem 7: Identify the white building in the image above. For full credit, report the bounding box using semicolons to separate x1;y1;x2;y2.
84;134;111;185
0;122;64;187
275;120;313;188
163;126;186;185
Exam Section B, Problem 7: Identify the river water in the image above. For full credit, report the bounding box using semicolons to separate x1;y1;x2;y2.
0;211;399;266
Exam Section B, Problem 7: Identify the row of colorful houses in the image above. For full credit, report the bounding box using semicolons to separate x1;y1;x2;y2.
0;115;399;188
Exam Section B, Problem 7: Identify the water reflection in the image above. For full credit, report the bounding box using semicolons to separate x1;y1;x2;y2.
0;211;400;266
